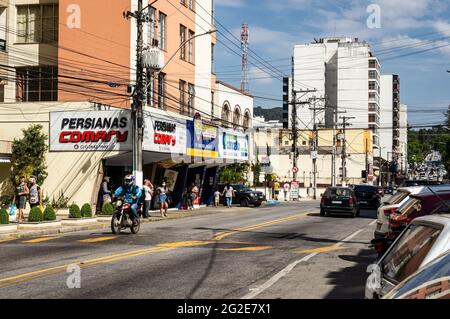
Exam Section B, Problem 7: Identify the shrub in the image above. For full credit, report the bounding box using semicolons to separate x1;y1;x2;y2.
81;203;92;218
43;205;56;221
0;208;9;224
28;206;43;222
69;204;81;219
100;202;114;216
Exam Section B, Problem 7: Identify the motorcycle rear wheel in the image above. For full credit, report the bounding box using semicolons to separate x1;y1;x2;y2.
130;218;140;234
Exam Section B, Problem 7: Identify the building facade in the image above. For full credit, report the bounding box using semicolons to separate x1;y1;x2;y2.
0;0;253;211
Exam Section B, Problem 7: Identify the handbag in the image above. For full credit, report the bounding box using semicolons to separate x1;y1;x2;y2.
9;202;16;216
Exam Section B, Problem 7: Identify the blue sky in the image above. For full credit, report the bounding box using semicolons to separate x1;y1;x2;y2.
213;0;450;126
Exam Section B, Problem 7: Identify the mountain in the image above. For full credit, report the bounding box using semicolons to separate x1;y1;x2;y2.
253;106;283;122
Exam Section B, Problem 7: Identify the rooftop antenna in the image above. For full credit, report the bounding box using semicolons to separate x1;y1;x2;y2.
241;23;249;94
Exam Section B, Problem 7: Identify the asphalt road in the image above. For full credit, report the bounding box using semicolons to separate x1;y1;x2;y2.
0;201;378;299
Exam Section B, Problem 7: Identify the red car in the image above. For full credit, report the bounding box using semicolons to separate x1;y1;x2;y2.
388;188;450;233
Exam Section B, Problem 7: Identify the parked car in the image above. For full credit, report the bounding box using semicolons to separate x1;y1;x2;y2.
365;214;450;299
320;187;359;217
400;180;443;187
217;184;266;207
352;185;381;209
383;250;450;299
374;186;427;239
388;187;450;235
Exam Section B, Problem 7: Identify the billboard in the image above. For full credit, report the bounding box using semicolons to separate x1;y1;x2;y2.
143;113;186;154
218;128;249;161
49;110;132;152
186;119;219;158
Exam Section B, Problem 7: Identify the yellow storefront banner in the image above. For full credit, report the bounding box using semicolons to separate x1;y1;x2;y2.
186;148;218;158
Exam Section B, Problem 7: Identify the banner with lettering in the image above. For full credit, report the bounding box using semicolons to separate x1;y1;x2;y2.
218;128;249;161
143;113;186;154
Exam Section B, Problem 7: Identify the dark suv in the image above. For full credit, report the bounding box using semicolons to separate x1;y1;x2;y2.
217;184;266;207
352;184;381;209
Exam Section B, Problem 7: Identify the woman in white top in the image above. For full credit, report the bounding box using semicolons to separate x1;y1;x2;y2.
222;184;234;208
142;179;154;218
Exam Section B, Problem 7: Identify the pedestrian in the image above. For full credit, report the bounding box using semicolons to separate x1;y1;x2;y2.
283;181;290;201
142;179;154;218
187;182;199;210
213;188;221;208
28;176;42;209
274;180;281;200
101;176;112;206
222;183;234;208
14;176;28;223
157;180;169;217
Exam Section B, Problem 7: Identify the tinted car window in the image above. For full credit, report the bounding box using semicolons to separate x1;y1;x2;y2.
397;198;421;216
430;202;450;215
391;252;450;299
385;191;409;205
382;224;441;283
330;188;351;197
354;185;377;192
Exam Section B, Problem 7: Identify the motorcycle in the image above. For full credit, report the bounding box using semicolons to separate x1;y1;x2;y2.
111;198;141;234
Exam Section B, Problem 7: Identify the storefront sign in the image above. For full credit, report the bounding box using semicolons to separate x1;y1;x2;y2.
218;129;249;161
186;119;218;158
143;113;186;154
49;110;132;151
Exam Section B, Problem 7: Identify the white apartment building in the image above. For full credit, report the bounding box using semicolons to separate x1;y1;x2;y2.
287;37;381;153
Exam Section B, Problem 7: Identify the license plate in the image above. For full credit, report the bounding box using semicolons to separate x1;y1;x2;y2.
332;201;342;204
360;201;367;204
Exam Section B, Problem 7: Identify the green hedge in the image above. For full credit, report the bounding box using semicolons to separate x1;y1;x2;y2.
99;202;114;216
0;208;9;224
28;206;43;222
43;205;56;221
69;204;81;219
81;203;92;218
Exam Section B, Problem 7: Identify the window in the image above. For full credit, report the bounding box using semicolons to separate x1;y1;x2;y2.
188;30;195;63
382;224;442;283
158;72;165;109
179;24;186;60
369;81;377;90
233;107;241;128
0;8;6;50
148;7;157;46
222;102;230;126
188;0;194;11
16;66;58;102
179;80;186;114
17;4;58;43
369;70;377;79
188;83;195;116
158;12;166;50
243;111;251;129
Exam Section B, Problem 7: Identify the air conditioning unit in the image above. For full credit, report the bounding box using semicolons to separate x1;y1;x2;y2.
143;47;164;70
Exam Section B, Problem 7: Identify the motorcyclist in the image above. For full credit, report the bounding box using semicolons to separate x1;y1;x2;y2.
113;174;142;225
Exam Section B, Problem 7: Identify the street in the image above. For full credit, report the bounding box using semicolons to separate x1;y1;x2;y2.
0;201;377;299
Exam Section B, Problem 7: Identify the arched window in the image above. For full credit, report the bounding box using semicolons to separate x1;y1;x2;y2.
243;109;251;129
222;102;230;127
233;105;241;129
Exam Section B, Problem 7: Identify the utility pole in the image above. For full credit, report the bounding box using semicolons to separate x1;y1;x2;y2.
339;116;355;186
291;56;298;181
331;105;346;187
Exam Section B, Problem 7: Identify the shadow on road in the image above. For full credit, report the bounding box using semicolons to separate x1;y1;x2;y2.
323;247;378;299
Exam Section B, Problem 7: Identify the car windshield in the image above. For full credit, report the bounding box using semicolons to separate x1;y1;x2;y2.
391;252;450;299
385;190;410;205
354;185;377;192
233;185;250;192
381;224;442;283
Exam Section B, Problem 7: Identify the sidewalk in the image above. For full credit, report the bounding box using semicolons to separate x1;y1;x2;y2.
0;200;316;241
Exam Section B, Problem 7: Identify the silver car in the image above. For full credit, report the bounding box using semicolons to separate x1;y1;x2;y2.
366;214;450;299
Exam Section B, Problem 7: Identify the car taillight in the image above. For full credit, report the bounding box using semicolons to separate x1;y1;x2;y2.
321;197;325;205
390;214;412;228
348;197;354;205
384;207;397;216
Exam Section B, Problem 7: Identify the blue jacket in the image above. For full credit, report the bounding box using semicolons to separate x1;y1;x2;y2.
114;184;142;204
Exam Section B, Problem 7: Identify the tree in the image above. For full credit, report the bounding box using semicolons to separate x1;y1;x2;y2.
218;163;251;184
10;124;48;186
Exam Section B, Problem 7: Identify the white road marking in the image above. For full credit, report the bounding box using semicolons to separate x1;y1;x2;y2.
369;220;377;226
242;225;366;299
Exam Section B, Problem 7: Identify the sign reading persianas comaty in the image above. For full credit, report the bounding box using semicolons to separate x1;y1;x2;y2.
49;110;132;151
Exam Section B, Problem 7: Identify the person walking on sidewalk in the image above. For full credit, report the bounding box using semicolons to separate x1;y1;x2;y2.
142;179;154;218
187;182;199;211
283;181;290;201
28;176;42;209
222;184;234;208
157;181;169;217
101;176;112;206
213;188;221;207
14;176;29;223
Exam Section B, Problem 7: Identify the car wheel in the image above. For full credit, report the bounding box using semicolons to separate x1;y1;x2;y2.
240;198;249;207
320;208;325;216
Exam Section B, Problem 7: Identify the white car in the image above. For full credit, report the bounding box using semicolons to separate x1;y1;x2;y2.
374;185;450;239
374;186;425;239
366;214;450;299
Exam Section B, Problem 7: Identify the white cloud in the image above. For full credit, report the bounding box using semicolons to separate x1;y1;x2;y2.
215;0;247;8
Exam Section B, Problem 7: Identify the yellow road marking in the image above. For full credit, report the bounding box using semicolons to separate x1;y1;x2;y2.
298;245;348;254
220;247;269;251
78;236;116;243
0;239;14;243
156;240;214;248
22;236;59;244
212;213;308;241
